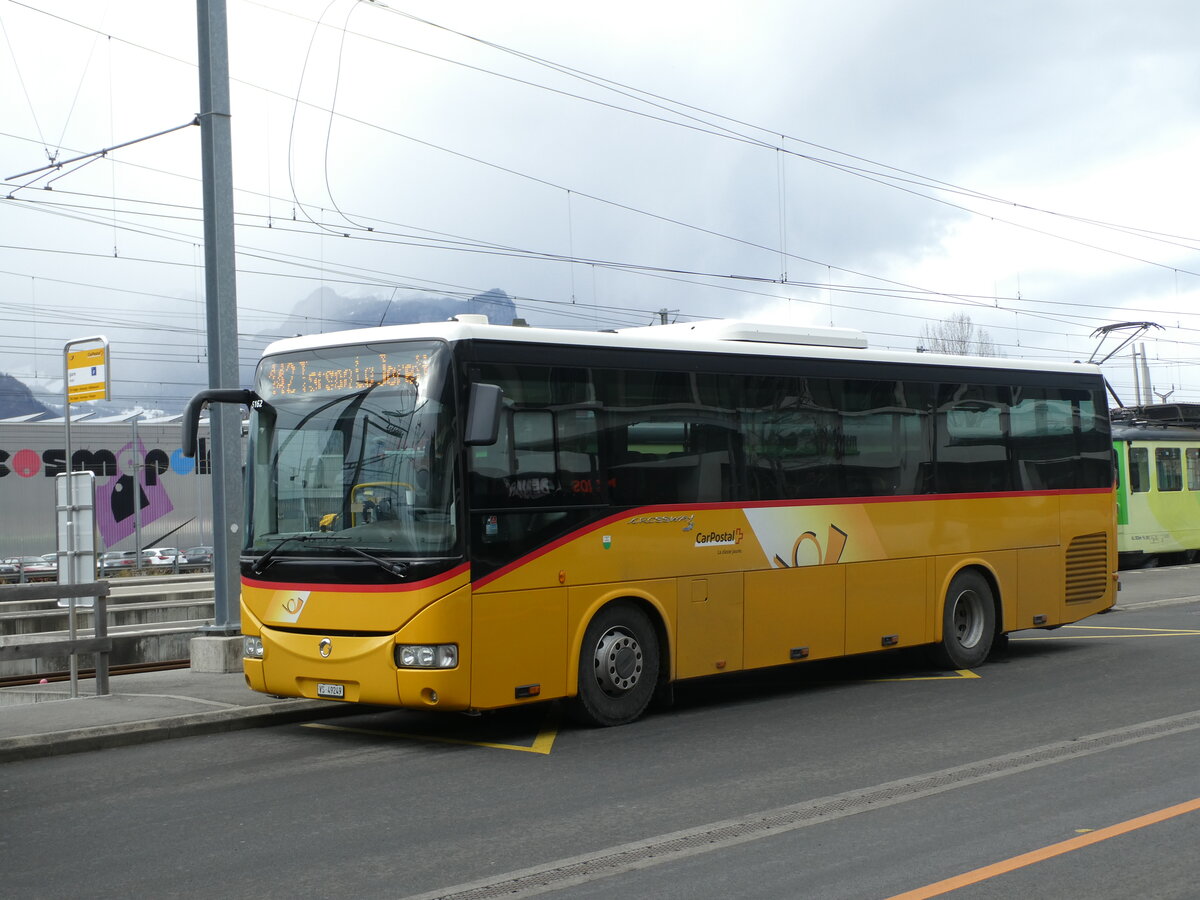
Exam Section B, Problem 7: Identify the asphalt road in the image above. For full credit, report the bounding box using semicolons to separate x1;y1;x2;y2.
3;565;1198;899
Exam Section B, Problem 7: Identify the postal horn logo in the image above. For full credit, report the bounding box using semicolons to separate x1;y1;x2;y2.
282;595;306;615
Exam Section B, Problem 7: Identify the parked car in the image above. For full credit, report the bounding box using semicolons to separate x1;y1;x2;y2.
2;556;58;581
184;546;214;568
142;547;187;567
99;551;140;574
40;553;59;567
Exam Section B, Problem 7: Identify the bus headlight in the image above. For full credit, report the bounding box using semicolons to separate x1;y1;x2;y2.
244;636;264;659
395;644;458;669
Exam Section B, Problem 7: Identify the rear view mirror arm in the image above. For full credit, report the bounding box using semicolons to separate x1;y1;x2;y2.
182;388;260;458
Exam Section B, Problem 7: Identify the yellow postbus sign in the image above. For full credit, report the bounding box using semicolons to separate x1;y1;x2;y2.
67;346;108;403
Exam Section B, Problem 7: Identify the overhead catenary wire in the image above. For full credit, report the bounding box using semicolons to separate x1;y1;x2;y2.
0;0;1196;408
359;0;1200;258
6;3;1199;306
9;181;1200;349
9;1;1200;277
7;184;1200;379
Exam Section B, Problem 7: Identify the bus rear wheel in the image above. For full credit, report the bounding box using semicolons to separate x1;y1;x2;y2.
929;570;996;669
571;603;659;727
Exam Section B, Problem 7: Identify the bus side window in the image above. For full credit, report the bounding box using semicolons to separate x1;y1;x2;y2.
1128;447;1149;493
683;423;739;502
1009;388;1094;491
935;385;1010;494
468;409;514;507
557;409;599;476
608;419;687;504
513;410;555;474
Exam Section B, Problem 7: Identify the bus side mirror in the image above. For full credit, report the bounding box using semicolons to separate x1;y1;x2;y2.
464;383;503;446
182;388;260;458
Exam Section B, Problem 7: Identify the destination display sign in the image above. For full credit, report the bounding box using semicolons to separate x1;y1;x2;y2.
257;343;441;401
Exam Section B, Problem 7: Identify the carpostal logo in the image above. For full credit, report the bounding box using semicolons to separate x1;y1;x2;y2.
694;528;743;548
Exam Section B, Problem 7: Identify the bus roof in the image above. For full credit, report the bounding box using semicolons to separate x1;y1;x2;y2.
261;317;1102;378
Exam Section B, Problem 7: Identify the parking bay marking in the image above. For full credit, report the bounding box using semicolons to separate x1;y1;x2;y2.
1015;624;1200;642
300;716;560;755
865;668;980;683
297;671;980;751
292;628;1192;756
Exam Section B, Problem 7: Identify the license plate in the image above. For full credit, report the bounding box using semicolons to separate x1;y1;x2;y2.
316;682;345;699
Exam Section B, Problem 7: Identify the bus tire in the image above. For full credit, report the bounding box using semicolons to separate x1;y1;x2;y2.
929;570;995;669
571;602;659;727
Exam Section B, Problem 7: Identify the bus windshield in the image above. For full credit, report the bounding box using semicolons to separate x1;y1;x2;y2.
247;341;459;559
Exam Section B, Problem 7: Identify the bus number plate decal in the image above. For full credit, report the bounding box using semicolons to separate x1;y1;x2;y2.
316;682;345;699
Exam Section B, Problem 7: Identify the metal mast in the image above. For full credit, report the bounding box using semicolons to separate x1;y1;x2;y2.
196;0;242;632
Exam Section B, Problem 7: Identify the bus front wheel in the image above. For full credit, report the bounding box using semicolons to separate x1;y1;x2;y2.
571;603;659;727
929;570;996;669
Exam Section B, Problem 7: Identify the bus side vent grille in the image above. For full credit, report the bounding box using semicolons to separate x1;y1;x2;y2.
1065;532;1109;604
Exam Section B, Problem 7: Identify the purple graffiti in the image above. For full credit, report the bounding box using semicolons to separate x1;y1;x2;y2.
95;439;174;547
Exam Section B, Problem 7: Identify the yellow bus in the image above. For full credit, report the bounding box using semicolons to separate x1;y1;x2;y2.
184;317;1117;726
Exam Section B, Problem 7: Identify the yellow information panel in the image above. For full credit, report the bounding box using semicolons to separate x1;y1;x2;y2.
67;346;107;403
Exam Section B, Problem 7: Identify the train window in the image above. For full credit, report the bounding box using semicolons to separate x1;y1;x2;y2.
1155;447;1182;492
1128;447;1149;493
1188;448;1200;491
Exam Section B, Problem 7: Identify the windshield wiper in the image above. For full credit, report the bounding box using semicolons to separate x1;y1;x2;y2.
250;533;350;576
250;534;408;579
335;545;410;579
251;535;308;576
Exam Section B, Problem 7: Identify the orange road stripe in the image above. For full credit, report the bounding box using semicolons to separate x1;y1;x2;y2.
886;797;1200;900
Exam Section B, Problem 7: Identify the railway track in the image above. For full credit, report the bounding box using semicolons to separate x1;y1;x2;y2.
0;659;190;688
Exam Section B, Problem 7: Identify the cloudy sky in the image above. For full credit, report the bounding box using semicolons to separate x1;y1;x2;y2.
1;0;1198;412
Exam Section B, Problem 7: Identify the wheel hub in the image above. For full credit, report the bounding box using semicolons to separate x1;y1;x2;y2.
952;590;984;648
593;628;644;697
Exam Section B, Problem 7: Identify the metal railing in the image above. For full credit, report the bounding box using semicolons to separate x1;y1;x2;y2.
0;581;111;696
1;562;213;585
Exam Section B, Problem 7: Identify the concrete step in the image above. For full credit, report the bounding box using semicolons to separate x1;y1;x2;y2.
0;687;74;707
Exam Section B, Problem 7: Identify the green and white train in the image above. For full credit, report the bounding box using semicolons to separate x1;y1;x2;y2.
1112;405;1200;568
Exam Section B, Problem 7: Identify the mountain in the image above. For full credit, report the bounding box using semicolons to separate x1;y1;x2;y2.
0;288;523;419
279;287;519;336
244;286;520;388
0;372;53;419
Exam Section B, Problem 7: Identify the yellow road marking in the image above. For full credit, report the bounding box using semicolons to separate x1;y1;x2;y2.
886;796;1200;899
867;669;981;682
1015;624;1200;641
301;716;560;754
1060;624;1200;633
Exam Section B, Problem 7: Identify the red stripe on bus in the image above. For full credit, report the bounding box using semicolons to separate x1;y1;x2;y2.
470;488;1110;589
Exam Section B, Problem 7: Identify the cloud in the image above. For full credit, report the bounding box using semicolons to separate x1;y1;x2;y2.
1;0;1198;409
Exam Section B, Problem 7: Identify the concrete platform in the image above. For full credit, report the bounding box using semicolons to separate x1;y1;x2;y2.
0;668;355;763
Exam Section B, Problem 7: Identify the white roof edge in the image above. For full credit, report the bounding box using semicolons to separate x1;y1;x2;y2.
260;319;1101;377
617;320;868;349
